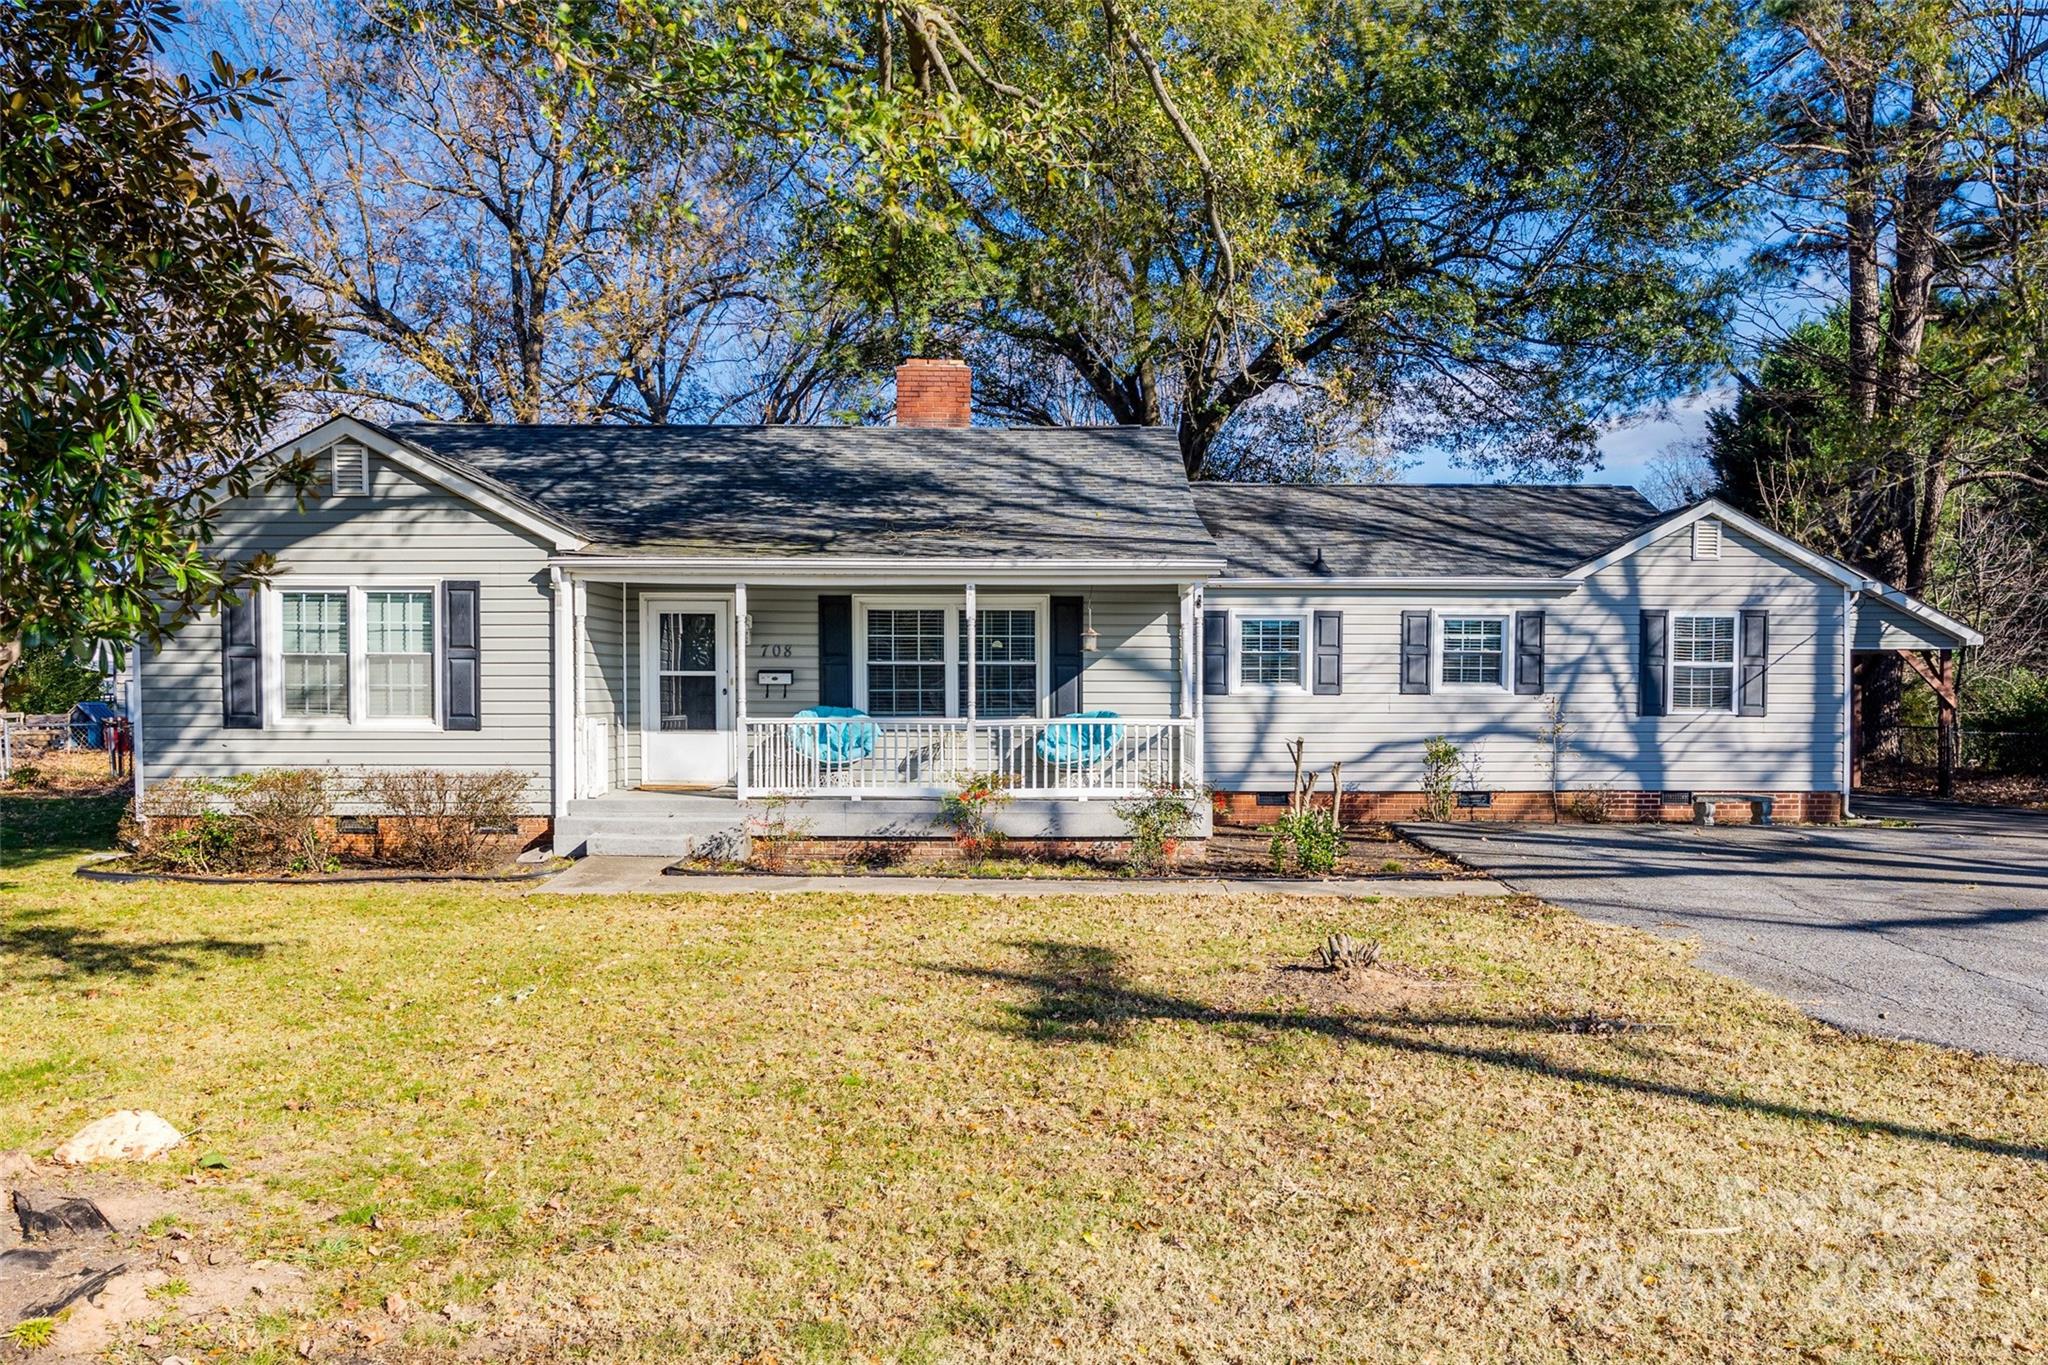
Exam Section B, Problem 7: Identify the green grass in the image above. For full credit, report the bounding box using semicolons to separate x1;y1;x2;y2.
4;794;2047;1361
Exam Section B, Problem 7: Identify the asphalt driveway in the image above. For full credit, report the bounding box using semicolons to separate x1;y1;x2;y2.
1405;797;2048;1065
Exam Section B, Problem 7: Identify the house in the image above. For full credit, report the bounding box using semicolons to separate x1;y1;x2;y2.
132;359;1981;855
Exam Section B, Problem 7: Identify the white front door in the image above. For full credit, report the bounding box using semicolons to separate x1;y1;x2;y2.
641;597;732;787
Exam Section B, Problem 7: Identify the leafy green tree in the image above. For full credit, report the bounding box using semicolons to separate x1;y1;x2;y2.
0;0;330;687
432;0;1758;478
0;642;105;714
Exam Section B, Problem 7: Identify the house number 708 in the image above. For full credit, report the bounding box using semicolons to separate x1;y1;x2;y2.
759;644;793;658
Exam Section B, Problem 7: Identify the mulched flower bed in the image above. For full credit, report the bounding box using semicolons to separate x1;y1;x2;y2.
75;854;567;885
672;822;1470;880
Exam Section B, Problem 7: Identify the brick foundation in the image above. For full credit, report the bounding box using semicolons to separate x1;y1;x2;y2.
759;836;1207;868
142;813;553;861
1212;790;1844;826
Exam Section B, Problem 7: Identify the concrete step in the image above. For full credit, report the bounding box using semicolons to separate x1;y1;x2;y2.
556;813;749;859
583;830;750;858
565;796;739;818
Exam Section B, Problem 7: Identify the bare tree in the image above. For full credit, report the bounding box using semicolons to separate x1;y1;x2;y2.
211;0;877;425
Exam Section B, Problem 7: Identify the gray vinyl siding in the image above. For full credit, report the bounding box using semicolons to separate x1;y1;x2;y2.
578;584;1184;789
139;449;559;810
1202;522;1846;794
1854;596;1962;652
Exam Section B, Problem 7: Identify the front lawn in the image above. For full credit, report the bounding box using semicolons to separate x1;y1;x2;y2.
3;795;2046;1361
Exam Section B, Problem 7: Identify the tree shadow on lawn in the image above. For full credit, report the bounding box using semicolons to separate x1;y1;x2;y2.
2;907;271;980
929;940;2048;1165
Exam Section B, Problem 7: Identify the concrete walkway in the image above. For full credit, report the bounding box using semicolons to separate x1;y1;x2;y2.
538;856;1511;899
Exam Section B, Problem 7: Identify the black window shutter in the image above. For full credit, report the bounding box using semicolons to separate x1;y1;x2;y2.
1202;610;1228;695
1399;611;1431;694
1312;610;1343;695
220;593;263;729
1639;610;1668;717
819;595;853;708
1514;611;1546;695
1739;609;1769;716
1050;596;1085;713
442;580;482;731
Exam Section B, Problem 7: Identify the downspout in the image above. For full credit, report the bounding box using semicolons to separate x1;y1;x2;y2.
130;640;145;816
1842;585;1855;820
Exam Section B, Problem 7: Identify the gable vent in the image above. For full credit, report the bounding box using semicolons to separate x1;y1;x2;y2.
1692;517;1723;561
329;441;370;496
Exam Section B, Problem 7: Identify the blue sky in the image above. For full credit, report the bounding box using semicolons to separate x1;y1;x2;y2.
1403;387;1728;491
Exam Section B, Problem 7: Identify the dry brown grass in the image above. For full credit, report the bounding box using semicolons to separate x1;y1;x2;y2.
3;796;2047;1362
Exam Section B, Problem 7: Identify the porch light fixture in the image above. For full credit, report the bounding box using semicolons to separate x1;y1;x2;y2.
1080;597;1101;652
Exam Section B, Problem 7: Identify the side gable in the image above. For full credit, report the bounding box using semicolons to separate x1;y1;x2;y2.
1566;498;1983;649
264;415;588;553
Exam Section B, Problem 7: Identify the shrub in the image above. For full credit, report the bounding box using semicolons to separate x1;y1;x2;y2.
234;768;336;871
1269;807;1345;875
360;768;527;871
939;772;1012;857
747;795;811;872
7;763;44;788
1421;736;1460;821
1113;785;1201;875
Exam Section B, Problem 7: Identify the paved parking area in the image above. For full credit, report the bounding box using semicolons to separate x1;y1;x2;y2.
1405;798;2048;1064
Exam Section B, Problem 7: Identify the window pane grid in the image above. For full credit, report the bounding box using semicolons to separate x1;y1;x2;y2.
1239;617;1303;687
958;608;1039;719
365;591;434;719
1440;617;1504;686
1671;616;1735;710
867;609;947;717
281;591;349;717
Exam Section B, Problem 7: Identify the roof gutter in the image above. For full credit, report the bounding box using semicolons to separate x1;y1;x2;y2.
1214;575;1581;593
548;554;1226;585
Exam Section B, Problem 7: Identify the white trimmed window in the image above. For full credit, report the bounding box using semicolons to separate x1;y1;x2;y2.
272;584;438;725
1235;615;1306;690
864;607;950;717
958;607;1040;719
281;591;349;718
1439;616;1506;687
364;590;435;719
855;598;1049;718
1671;614;1735;710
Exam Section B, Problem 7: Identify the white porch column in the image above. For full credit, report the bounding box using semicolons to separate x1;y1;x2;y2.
734;580;750;800
1179;584;1196;791
964;582;977;770
1190;583;1205;790
572;579;589;799
549;566;573;827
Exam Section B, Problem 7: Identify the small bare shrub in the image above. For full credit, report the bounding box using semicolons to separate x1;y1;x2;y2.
1316;933;1381;975
361;768;527;871
234;768;336;871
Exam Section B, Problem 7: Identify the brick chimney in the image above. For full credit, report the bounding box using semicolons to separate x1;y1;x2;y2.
894;357;972;427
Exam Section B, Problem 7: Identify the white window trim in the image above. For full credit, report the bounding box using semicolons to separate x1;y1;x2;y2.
1227;609;1312;696
263;579;443;731
1432;610;1512;692
1668;611;1738;714
851;595;1051;719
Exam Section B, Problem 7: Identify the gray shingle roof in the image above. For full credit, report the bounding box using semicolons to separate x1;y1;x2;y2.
389;423;1220;563
1190;483;1661;578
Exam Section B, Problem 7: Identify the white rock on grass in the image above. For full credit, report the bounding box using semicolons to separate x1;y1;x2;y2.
51;1111;183;1165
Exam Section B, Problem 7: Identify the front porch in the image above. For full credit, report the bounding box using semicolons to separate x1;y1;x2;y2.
554;568;1206;844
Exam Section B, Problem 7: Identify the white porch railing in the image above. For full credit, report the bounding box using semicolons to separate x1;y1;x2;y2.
744;717;1195;798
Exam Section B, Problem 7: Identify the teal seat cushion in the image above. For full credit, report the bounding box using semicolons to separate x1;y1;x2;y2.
1036;710;1123;765
792;707;877;764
